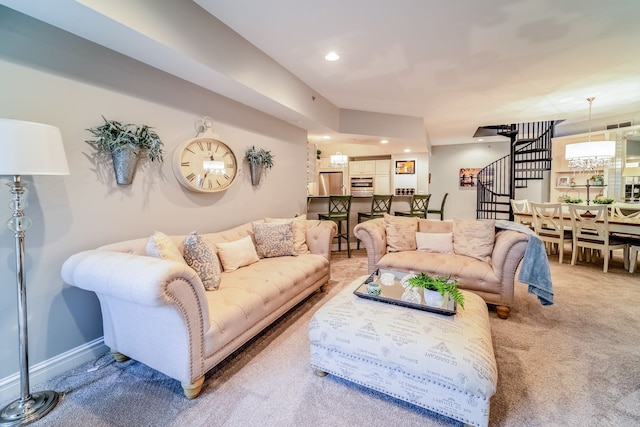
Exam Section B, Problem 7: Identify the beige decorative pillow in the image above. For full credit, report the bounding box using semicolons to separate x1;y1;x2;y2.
215;236;260;272
384;213;418;252
146;231;186;264
415;232;454;254
265;214;309;254
452;219;495;262
183;231;221;290
252;222;296;258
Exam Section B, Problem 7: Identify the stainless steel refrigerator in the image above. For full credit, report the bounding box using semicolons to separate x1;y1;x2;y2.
318;171;344;195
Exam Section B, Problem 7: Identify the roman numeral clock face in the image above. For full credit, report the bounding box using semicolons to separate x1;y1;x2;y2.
172;137;238;192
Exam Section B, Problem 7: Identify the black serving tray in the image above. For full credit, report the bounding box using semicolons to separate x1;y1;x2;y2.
353;269;457;316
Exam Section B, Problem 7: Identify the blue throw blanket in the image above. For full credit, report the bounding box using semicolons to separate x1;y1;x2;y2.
496;220;554;306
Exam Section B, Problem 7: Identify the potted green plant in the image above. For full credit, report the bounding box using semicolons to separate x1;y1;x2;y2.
406;272;465;308
86;116;164;184
245;145;274;185
590;174;604;186
563;197;584;204
593;197;614;204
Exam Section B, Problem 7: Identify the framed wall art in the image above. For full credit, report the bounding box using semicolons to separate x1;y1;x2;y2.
556;176;570;187
459;168;481;188
395;160;415;174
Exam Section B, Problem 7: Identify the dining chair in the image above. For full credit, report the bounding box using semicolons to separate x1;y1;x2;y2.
529;202;571;263
356;194;393;249
630;245;640;273
318;195;352;258
510;198;532;227
426;193;448;220
568;204;629;273
610;204;640;219
394;194;430;218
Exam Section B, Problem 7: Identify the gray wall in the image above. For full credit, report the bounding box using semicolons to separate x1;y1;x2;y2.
0;9;307;397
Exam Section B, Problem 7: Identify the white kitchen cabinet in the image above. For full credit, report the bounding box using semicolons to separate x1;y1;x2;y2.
374;175;391;195
375;159;391;175
349;160;376;176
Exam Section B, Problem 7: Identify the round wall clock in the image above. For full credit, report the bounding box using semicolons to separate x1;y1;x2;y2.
173;136;238;193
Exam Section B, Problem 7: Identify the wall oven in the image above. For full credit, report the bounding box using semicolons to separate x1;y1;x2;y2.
350;177;374;196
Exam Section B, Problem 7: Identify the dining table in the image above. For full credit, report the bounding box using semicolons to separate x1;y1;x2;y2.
514;208;640;236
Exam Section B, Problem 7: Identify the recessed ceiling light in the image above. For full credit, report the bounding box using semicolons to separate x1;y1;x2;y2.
325;51;340;61
404;149;411;153
380;139;389;144
478;138;484;142
322;135;331;140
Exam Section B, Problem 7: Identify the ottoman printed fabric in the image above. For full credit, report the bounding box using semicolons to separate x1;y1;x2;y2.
308;281;497;427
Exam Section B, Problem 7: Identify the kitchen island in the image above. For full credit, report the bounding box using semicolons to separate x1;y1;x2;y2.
306;195;413;251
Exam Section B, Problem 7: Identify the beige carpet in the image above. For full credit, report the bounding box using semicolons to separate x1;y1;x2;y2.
20;248;640;426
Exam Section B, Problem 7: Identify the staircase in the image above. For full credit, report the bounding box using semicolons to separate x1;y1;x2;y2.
476;121;556;220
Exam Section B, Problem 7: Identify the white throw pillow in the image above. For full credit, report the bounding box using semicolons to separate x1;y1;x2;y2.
146;231;186;264
215;235;260;272
415;232;454;254
183;231;221;290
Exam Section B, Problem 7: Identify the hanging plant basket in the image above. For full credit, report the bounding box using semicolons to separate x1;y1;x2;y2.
86;116;164;185
245;145;274;186
249;161;263;186
111;148;140;185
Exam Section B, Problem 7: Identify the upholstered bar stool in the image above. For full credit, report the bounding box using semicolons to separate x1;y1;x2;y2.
356;194;393;249
427;192;448;220
394;194;430;218
318;195;352;257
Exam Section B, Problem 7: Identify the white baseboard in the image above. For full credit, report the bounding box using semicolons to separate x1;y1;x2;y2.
0;337;108;404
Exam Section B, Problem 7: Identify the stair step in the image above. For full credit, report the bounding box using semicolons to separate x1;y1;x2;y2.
515;148;552;155
514;138;537;145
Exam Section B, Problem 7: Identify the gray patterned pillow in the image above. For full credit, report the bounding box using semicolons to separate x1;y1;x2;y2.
252;222;296;258
183;231;221;290
384;213;418;252
452;219;495;262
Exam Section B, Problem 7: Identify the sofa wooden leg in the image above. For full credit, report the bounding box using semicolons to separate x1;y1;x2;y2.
110;349;130;362
495;306;511;319
182;376;205;399
314;369;328;377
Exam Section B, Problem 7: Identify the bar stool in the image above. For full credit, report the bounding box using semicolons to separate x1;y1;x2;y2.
394;194;430;218
356;194;393;249
318;195;352;257
427;193;448;220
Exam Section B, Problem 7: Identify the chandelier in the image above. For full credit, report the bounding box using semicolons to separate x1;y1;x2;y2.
565;98;615;171
330;152;348;168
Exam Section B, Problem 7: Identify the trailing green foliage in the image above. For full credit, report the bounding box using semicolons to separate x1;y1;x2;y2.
245;145;274;169
563;197;583;204
593;197;614;204
86;116;164;162
406;272;465;308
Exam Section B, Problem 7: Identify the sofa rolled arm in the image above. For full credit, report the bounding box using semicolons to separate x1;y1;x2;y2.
61;250;209;315
305;220;338;260
353;218;387;273
491;230;528;282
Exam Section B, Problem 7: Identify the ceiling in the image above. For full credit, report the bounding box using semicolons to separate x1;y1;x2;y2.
3;0;640;154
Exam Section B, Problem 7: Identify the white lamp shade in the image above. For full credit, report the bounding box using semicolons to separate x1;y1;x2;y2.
565;140;615;160
0;118;70;176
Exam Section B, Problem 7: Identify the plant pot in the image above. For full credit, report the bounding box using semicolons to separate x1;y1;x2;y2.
250;162;263;186
111;148;140;185
423;289;444;307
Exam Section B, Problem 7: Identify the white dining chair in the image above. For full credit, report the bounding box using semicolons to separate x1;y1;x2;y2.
530;202;570;263
630;245;640;273
568;204;629;273
511;199;532;228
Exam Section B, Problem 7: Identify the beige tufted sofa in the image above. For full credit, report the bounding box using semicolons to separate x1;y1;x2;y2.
61;219;337;399
353;218;527;318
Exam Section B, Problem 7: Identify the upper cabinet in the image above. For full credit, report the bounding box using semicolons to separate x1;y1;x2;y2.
349;160;376;176
375;159;391;175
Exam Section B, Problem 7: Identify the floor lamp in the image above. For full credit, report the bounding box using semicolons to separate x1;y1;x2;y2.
0;119;70;426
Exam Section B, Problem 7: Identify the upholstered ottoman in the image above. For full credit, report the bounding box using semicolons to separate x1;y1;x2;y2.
308;277;497;427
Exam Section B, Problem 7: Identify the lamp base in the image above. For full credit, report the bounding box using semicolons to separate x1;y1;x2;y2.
0;390;59;426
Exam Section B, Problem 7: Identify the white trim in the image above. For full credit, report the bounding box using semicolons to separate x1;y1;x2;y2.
0;338;108;403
